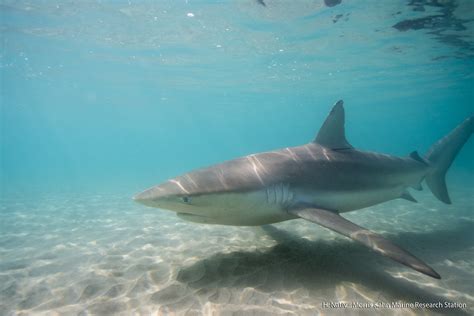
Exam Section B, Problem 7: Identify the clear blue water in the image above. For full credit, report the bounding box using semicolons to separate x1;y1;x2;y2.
1;1;473;315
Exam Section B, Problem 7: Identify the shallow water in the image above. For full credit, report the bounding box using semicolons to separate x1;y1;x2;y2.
1;175;472;315
1;0;474;315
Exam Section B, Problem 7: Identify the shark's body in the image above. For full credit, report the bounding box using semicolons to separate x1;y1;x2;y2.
135;100;473;279
142;143;426;226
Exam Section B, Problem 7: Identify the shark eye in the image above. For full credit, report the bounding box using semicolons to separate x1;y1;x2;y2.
181;196;191;203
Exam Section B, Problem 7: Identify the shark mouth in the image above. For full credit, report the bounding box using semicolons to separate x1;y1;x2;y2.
177;212;214;224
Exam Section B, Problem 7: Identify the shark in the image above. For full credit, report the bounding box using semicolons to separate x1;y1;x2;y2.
134;100;473;279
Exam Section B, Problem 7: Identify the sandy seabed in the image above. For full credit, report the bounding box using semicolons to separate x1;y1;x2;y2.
0;183;472;316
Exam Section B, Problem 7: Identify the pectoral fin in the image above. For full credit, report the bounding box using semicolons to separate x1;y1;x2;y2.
289;207;440;279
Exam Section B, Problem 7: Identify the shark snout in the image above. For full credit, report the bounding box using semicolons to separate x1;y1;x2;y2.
133;179;187;209
133;185;169;206
133;188;153;202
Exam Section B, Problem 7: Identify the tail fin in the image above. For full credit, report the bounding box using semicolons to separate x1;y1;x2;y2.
425;117;473;204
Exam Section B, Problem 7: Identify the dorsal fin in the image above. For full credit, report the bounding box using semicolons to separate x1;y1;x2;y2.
313;100;353;150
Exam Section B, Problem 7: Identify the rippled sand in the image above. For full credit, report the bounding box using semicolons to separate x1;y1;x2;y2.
0;182;472;315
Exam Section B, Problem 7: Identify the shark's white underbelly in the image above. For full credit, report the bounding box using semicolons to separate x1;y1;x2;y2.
176;182;407;226
177;188;294;226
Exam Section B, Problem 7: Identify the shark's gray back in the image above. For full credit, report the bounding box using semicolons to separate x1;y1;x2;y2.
168;142;427;196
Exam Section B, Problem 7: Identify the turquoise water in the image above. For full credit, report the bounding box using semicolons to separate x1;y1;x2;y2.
1;1;473;315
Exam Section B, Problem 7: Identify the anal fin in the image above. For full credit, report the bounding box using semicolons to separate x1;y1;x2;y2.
400;190;417;203
411;181;423;191
288;207;440;279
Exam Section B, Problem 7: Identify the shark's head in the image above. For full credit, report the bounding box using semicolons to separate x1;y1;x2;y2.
133;157;268;218
133;161;294;226
133;176;206;214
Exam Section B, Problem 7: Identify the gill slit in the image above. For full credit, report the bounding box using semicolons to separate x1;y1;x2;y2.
265;183;294;207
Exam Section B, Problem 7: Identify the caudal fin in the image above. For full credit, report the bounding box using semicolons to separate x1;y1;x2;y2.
425;117;473;204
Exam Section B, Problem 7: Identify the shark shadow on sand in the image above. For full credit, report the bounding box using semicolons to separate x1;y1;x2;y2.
164;221;473;315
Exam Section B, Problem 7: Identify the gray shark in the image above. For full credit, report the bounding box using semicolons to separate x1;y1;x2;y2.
134;100;473;279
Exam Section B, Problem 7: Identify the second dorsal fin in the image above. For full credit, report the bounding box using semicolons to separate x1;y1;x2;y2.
314;100;353;150
409;151;428;165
